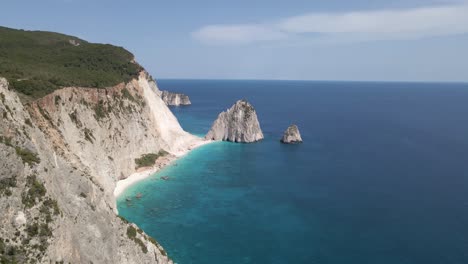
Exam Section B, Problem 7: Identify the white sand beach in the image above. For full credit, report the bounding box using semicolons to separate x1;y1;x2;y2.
113;139;213;198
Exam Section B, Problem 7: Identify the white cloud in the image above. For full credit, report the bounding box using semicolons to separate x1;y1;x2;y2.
192;3;468;45
278;5;468;39
192;24;287;45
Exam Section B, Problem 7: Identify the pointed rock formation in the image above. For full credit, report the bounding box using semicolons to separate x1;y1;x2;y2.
161;91;191;106
205;100;264;143
281;124;302;144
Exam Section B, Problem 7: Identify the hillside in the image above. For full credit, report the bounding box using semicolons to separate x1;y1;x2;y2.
0;27;202;263
0;26;142;99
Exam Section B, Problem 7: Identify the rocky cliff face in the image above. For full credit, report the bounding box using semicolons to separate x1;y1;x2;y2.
0;73;200;263
280;125;302;144
205;100;263;143
160;91;191;106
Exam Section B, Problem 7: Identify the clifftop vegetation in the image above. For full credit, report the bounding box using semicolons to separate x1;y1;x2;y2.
0;26;142;99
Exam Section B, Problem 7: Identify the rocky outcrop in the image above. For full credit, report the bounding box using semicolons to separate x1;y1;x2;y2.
161;91;191;106
280;124;302;144
0;72;201;263
205;100;263;143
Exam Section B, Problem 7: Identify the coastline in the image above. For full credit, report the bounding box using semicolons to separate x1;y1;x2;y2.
113;139;214;198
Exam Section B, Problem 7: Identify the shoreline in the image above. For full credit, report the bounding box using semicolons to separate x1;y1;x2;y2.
113;139;214;198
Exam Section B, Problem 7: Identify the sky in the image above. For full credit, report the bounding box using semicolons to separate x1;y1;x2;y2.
2;0;468;82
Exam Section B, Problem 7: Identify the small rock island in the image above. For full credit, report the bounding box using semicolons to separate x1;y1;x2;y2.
281;124;303;144
205;99;264;143
161;90;191;106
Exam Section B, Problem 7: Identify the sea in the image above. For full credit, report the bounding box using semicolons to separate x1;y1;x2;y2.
117;80;468;264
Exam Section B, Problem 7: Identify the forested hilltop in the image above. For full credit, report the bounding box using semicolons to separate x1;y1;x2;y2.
0;26;142;99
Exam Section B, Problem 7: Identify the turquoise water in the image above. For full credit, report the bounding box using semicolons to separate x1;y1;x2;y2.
118;80;468;263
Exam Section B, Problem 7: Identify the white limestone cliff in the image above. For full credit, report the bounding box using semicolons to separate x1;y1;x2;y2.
0;72;203;263
160;90;191;106
205;99;264;143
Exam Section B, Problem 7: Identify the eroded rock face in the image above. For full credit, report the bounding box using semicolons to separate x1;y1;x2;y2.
205;100;263;143
281;124;302;144
161;91;191;106
0;72;199;264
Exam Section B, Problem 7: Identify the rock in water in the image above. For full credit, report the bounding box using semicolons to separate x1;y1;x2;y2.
161;90;191;106
205;100;264;143
281;124;303;144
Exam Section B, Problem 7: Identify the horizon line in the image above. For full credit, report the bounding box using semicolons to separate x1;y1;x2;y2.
155;77;468;85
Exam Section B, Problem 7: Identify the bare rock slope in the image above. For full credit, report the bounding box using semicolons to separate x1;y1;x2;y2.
0;72;201;263
205;100;263;143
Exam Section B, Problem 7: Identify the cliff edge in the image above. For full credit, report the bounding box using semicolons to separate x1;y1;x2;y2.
0;26;203;264
0;73;190;263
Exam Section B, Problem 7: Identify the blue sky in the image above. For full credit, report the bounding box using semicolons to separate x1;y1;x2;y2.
2;0;468;82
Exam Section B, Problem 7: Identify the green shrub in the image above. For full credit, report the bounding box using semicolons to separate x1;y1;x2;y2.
126;226;148;253
121;88;135;102
15;146;40;165
22;175;46;208
147;236;167;256
134;150;168;169
0;136;13;147
39;223;51;237
41;197;60;216
0;26;142;99
134;237;147;253
94;100;107;120
26;223;39;237
118;215;129;224
39;198;60;223
83;128;95;143
126;226;137;240
0;238;4;254
0;177;16;197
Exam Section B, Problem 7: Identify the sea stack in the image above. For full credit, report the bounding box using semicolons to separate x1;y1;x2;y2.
161;90;191;106
281;124;303;144
205;99;264;143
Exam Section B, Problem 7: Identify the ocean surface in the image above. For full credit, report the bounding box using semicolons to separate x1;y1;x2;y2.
117;80;468;264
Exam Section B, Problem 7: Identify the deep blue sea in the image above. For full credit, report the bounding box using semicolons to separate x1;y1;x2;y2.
118;80;468;264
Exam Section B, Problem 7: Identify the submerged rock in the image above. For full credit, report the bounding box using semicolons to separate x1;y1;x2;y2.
205;99;264;143
280;124;302;144
161;90;191;106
